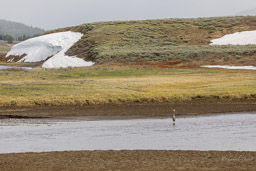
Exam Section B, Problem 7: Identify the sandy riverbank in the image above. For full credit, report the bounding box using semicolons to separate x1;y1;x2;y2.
0;150;255;170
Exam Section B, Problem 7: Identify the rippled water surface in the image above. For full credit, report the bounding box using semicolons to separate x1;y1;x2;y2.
0;113;256;154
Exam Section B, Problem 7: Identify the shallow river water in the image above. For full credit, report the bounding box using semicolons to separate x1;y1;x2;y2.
0;65;32;70
0;113;256;154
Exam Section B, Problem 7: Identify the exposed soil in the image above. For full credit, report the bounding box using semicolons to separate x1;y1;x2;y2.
0;53;6;61
0;102;256;119
96;56;256;69
0;53;27;62
0;150;255;171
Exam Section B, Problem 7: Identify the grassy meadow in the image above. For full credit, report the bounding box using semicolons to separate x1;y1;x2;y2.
0;67;255;107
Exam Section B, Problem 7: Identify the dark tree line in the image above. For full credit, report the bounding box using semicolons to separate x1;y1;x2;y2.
0;34;14;43
0;33;43;43
0;19;45;43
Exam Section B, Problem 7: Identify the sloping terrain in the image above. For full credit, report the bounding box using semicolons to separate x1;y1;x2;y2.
45;16;256;66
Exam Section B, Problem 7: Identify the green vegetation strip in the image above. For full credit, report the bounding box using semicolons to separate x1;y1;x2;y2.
0;67;255;107
94;45;256;64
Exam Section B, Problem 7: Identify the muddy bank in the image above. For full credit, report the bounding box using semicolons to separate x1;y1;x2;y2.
0;102;256;119
0;150;255;171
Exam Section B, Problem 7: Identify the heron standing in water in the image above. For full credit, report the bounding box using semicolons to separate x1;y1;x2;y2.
172;109;176;125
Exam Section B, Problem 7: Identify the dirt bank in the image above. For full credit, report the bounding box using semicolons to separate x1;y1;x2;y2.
0;102;256;119
0;150;255;171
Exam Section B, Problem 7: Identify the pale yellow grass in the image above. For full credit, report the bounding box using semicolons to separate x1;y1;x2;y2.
0;68;255;107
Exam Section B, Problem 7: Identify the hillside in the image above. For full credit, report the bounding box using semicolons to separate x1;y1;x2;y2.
3;16;256;67
0;19;44;40
45;16;256;67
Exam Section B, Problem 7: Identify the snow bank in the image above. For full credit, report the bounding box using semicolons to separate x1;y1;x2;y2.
201;65;256;70
42;55;95;68
210;30;256;45
208;31;256;71
6;31;95;68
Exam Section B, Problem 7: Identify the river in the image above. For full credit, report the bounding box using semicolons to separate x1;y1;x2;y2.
0;65;32;70
0;113;255;154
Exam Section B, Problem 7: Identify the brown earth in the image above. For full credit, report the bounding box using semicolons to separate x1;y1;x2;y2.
0;150;255;171
0;53;27;62
103;58;256;69
0;53;6;61
0;102;256;119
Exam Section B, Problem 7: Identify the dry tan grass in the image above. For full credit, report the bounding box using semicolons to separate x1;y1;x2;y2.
0;67;255;107
0;45;10;53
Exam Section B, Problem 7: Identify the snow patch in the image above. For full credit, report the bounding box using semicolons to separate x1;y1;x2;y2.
201;65;256;70
6;31;95;68
42;55;95;68
210;30;256;45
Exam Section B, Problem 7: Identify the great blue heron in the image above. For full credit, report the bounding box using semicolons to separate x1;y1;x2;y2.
172;109;176;125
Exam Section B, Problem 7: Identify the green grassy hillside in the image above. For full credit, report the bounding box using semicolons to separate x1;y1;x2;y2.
46;16;256;66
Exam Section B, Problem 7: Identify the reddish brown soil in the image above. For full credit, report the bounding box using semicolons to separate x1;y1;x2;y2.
96;58;256;69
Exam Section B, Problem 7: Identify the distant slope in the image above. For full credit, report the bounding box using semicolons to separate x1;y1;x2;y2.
3;16;255;66
236;8;256;16
45;16;256;66
0;19;45;40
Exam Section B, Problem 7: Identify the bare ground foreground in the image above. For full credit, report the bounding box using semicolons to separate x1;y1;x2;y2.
0;102;256;119
0;150;255;171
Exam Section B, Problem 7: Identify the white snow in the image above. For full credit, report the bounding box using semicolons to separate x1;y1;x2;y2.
208;31;256;70
6;31;95;68
42;55;94;69
210;30;256;45
201;65;256;70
